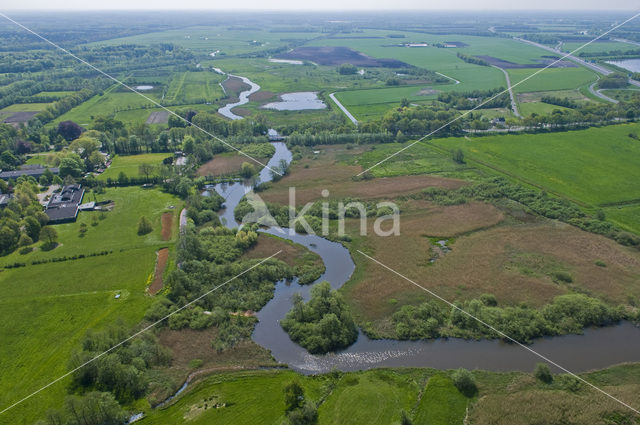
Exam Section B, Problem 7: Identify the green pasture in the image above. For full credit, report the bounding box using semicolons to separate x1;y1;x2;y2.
88;25;324;56
605;205;640;234
0;102;51;112
429;123;640;207
413;374;468;425
0;186;181;424
99;153;173;181
508;67;597;93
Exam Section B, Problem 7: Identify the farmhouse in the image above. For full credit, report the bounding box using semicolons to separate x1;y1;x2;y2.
0;164;59;181
45;184;85;223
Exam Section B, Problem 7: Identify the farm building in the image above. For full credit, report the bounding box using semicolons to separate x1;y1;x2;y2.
0;193;12;208
0;164;59;180
44;184;84;223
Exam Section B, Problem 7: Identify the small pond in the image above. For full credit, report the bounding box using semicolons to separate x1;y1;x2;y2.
605;59;640;73
261;92;327;111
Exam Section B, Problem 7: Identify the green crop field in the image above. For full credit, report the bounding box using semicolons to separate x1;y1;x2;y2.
429;123;640;207
0;102;51;112
88;25;324;55
0;187;181;425
508;67;597;93
99;153;174;180
164;71;225;104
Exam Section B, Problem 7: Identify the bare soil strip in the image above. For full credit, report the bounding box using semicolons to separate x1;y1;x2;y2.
161;212;173;241
148;248;169;295
146;110;169;124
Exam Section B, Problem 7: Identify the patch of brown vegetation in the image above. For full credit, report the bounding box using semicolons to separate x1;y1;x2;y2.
148;248;169;295
260;145;466;204
345;214;640;334
222;76;250;96
197;154;269;177
242;233;323;271
470;376;640;425
248;90;276;102
150;327;275;404
161;212;173;241
242;234;302;266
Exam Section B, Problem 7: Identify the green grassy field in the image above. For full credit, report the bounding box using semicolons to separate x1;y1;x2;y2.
518;101;572;116
413;374;468;425
88;25;324;55
0;102;51;112
0;187;182;425
605;204;640;234
142;370;326;424
428;123;640;207
99;153;174;180
163;71;225;104
508;67;597;93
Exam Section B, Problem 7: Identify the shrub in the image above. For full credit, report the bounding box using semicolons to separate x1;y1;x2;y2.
284;380;304;412
451;369;477;397
595;260;607;267
534;362;553;383
552;271;573;283
137;216;153;236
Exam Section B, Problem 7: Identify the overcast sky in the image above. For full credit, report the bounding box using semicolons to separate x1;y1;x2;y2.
1;0;638;11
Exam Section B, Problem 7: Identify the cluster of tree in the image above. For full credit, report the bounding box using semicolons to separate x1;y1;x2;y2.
437;87;510;110
283;380;318;425
392;293;623;343
540;96;579;109
34;89;95;124
281;281;358;354
337;63;359;75
34;391;128;425
0;177;50;256
70;324;172;403
598;73;629;89
414;177;640;247
456;52;490;66
521;33;561;45
578;48;640;58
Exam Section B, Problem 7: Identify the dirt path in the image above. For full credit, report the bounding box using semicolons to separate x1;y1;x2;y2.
329;92;358;125
148;248;169;295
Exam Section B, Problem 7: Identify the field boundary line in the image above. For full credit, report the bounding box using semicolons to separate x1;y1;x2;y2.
357;250;640;416
0;251;282;415
356;10;640;176
0;12;282;176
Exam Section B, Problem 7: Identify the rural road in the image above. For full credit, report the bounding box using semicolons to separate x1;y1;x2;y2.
588;77;619;104
492;65;521;118
329;92;358;125
435;71;460;84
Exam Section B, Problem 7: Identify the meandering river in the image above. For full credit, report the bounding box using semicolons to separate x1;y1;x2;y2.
209;142;640;375
214;67;261;120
